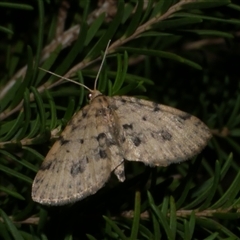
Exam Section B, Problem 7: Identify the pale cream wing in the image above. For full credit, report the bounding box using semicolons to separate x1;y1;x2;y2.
108;96;212;166
32;97;123;206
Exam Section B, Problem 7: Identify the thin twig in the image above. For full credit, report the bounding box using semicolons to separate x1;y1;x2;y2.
1;206;238;225
0;0;200;121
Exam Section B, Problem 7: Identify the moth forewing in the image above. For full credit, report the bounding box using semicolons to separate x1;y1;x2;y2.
108;96;212;166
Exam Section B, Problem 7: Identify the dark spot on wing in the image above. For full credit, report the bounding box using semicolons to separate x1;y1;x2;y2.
161;130;172;141
151;130;172;141
39;193;45;200
66;150;70;153
193;129;198;135
82;109;87;118
97;132;106;141
151;132;155;139
97;133;107;147
169;146;178;157
174;116;185;125
99;149;107;159
179;113;191;120
71;124;79;131
121;98;126;103
112;126;120;137
34;178;40;184
133;136;141;146
121;136;126;143
79;139;84;144
153;102;160;112
123;124;133;130
177;144;182;149
196;141;203;148
70;159;86;177
194;120;202;127
107;138;117;146
40;161;52;171
60;137;70;145
98;98;103;103
142;116;147;121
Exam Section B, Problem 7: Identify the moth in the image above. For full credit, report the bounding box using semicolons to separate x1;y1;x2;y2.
32;44;212;206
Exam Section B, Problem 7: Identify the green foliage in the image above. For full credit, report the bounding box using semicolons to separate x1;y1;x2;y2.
1;0;240;239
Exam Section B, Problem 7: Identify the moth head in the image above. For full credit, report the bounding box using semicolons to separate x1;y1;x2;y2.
88;90;103;102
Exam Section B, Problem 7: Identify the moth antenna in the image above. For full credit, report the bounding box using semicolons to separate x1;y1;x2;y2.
39;67;93;93
93;40;111;91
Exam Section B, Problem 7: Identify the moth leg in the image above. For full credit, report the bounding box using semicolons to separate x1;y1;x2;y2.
113;161;125;182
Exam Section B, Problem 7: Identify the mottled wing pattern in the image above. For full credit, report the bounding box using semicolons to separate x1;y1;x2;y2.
108;96;212;167
32;92;211;205
32;95;124;205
